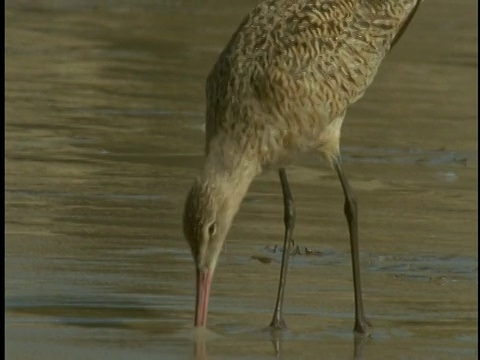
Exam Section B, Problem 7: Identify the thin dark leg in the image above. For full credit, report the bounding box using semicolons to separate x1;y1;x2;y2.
333;157;370;334
269;168;295;329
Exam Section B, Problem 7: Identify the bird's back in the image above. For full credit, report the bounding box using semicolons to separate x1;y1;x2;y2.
205;0;421;166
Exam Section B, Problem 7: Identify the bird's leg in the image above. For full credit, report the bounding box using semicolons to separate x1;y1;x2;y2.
269;168;295;329
333;157;371;335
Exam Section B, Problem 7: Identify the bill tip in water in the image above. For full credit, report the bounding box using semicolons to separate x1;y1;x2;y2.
191;326;220;341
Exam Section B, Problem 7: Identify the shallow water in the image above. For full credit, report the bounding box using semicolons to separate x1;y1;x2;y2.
5;1;478;359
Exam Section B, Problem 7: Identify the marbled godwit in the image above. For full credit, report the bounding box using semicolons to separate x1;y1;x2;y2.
183;0;422;334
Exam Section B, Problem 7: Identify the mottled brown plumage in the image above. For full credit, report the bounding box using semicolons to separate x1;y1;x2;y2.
183;0;422;333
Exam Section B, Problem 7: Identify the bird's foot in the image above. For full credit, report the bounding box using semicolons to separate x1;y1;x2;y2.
268;317;288;330
354;317;372;336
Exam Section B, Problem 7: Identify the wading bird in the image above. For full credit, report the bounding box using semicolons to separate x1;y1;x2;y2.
183;0;422;334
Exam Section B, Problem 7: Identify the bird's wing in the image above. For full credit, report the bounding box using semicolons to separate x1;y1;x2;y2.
390;0;423;50
204;0;423;137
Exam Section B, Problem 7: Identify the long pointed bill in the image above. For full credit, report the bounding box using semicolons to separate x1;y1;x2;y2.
195;269;213;327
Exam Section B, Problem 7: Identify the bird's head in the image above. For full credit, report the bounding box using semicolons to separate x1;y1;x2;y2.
183;177;237;327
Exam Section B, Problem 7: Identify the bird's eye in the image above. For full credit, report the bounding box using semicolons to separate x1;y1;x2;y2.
207;222;216;236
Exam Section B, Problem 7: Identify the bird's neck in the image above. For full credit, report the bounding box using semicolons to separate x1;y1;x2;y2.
202;142;260;219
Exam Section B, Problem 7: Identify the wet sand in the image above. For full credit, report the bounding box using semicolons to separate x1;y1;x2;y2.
5;1;477;359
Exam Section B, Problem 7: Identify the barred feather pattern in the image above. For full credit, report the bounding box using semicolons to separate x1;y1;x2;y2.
205;0;421;169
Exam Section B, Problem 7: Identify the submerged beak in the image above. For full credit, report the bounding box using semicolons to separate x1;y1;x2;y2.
195;269;213;327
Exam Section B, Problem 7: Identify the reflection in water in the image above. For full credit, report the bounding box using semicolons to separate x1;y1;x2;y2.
193;335;206;360
352;334;370;360
267;328;372;360
191;327;372;360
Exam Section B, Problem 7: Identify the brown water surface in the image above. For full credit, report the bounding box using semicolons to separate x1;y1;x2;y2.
5;1;478;359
